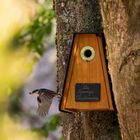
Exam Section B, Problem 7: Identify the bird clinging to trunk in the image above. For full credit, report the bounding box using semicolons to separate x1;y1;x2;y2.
29;88;61;116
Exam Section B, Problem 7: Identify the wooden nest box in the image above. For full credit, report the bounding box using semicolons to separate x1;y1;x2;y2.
60;33;114;112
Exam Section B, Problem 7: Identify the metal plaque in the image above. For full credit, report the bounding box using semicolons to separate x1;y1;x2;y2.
75;83;100;102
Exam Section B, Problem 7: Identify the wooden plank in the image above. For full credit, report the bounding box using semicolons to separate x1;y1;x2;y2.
97;36;114;110
60;34;79;111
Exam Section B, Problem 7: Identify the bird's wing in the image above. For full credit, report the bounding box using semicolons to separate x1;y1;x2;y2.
37;94;54;116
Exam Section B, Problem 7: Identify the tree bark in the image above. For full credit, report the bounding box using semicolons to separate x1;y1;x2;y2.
54;0;121;139
100;0;140;140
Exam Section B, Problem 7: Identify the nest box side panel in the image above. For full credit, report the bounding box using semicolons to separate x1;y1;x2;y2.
97;36;113;110
60;34;79;111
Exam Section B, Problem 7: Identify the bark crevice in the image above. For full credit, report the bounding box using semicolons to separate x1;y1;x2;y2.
81;112;94;140
119;48;140;72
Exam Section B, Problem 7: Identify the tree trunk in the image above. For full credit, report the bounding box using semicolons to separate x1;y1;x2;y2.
54;0;121;139
100;1;140;140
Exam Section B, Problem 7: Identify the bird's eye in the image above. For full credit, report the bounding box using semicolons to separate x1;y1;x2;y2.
37;97;41;103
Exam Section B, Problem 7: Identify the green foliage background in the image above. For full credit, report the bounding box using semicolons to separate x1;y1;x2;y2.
0;0;61;139
12;0;55;55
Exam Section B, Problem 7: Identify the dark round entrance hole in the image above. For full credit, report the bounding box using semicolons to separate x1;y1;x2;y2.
84;49;92;58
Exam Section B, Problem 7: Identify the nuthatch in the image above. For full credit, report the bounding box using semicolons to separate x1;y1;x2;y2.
29;88;61;116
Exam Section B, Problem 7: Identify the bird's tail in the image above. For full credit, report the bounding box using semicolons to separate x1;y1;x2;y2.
55;92;61;98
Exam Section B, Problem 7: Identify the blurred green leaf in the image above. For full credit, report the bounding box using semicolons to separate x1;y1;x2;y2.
48;114;60;131
32;114;61;137
7;87;23;116
60;135;64;140
11;1;55;55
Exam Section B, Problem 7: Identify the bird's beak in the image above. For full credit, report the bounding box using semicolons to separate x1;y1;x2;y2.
29;90;39;96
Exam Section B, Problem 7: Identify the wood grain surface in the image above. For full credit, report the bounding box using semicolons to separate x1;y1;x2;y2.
60;34;113;111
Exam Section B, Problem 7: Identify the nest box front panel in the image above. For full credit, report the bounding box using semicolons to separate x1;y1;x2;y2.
60;34;113;112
